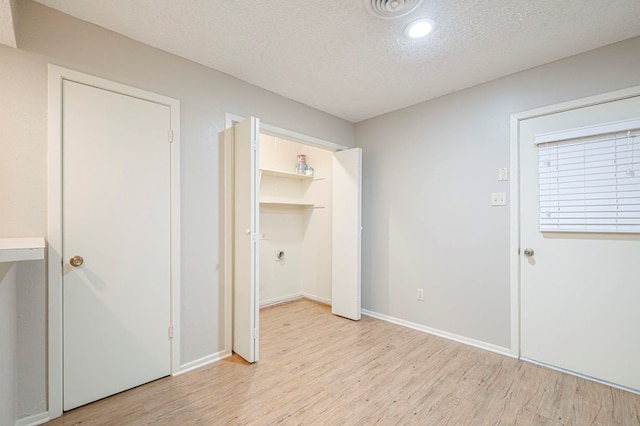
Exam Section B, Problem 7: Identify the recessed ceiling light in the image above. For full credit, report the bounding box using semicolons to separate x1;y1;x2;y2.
404;18;435;39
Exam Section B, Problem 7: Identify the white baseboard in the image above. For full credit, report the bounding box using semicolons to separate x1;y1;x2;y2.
174;349;231;376
15;412;49;426
260;293;331;309
260;293;303;309
521;357;640;395
302;293;331;306
361;309;514;358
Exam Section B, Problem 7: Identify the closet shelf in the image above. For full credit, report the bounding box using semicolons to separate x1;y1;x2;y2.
260;168;314;180
260;199;314;207
0;237;46;262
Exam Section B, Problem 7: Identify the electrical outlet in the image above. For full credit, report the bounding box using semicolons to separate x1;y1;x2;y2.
417;289;424;301
491;192;507;206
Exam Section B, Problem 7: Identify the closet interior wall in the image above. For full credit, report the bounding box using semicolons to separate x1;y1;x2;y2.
259;134;333;307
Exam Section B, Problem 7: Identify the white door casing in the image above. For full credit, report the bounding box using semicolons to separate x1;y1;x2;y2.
512;87;640;392
232;117;260;363
331;148;363;321
48;66;181;418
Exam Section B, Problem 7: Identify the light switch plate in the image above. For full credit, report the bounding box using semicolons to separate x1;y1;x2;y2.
491;192;507;206
498;167;508;181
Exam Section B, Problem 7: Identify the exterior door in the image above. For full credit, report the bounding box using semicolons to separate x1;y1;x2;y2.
519;94;640;391
332;148;363;320
62;80;172;409
233;117;260;363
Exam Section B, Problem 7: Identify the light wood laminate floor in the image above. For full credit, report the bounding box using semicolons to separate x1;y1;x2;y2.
46;299;640;425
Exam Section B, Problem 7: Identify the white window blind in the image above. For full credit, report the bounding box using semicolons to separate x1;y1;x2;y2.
536;119;640;233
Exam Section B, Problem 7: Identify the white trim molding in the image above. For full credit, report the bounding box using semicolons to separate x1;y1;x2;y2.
174;350;232;377
14;411;49;426
361;309;514;358
224;113;348;151
302;293;331;306
260;294;304;309
521;358;640;396
47;65;181;419
14;412;49;426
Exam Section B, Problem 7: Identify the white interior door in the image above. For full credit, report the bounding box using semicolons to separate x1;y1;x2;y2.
331;148;362;320
233;117;260;363
62;80;172;409
520;94;640;391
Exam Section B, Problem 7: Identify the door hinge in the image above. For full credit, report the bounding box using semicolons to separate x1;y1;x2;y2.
251;328;258;340
168;326;174;339
168;129;173;143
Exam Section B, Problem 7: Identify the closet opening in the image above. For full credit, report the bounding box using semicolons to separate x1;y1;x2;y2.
258;131;334;308
224;115;362;364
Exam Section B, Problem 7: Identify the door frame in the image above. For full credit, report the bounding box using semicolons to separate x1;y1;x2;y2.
47;65;181;419
222;113;348;357
509;84;640;359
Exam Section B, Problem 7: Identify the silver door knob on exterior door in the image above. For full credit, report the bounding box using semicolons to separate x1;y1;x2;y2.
523;248;534;257
69;256;84;267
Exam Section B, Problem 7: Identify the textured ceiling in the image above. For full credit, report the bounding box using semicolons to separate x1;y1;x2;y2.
29;0;640;122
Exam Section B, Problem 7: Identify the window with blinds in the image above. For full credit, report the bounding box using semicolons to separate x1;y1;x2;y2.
536;119;640;233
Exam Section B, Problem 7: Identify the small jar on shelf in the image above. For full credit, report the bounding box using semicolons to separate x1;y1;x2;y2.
296;154;314;176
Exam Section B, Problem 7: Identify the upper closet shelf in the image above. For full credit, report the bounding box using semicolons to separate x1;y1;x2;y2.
260;199;315;207
0;237;46;262
260;168;314;180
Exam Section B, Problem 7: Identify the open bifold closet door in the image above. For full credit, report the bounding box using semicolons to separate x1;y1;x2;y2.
232;117;260;363
331;148;362;321
231;117;362;363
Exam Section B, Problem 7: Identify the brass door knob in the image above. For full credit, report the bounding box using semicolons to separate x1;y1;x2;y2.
69;256;84;267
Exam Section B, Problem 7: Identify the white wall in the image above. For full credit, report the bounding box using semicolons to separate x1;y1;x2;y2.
16;261;46;419
259;205;305;305
300;147;333;303
0;0;354;420
0;263;17;426
258;135;333;306
356;36;640;349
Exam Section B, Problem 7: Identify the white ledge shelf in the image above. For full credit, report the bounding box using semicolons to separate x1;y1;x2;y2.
260;168;314;180
260;200;314;207
0;237;46;262
260;200;326;209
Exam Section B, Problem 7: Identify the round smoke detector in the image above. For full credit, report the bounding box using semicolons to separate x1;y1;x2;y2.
364;0;425;19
